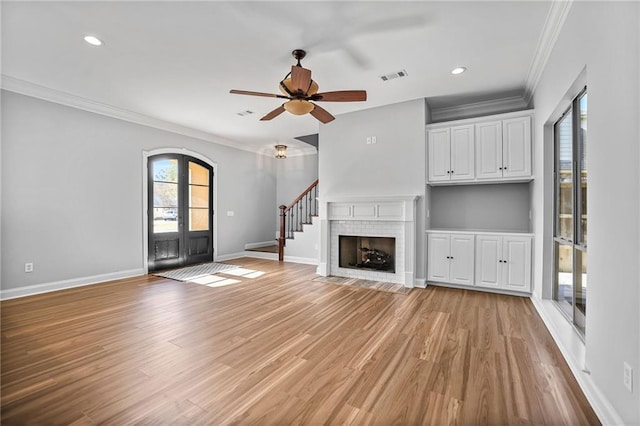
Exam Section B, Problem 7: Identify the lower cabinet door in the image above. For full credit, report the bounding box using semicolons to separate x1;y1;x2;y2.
450;234;475;285
427;233;451;282
503;236;532;291
475;235;501;288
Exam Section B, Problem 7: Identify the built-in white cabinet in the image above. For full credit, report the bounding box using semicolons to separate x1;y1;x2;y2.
475;234;531;292
427;230;532;295
427;232;475;285
475;120;503;179
426;110;533;185
428;125;475;182
476;116;531;180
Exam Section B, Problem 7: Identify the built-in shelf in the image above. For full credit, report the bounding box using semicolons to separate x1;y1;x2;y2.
427;183;531;233
426;228;533;237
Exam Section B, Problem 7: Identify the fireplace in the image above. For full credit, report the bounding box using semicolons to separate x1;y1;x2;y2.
318;195;417;287
339;236;395;273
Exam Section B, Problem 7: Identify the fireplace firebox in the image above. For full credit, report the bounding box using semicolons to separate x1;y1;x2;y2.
339;235;396;273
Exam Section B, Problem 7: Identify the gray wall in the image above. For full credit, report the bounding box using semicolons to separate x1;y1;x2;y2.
319;98;426;281
430;183;530;232
531;2;639;423
276;152;318;208
1;91;277;290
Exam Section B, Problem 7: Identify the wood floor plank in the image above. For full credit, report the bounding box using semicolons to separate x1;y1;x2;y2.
1;258;600;425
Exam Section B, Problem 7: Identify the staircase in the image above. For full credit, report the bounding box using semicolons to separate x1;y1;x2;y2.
278;179;319;262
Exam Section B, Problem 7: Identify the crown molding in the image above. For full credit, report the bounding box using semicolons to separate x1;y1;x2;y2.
0;74;278;157
524;0;574;104
430;96;528;123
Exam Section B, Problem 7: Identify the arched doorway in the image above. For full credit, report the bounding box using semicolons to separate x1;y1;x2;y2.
147;153;214;272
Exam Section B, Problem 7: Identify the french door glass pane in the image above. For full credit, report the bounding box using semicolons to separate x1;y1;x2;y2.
187;161;209;231
189;185;209;208
557;112;573;241
579;93;588;245
189;161;209;186
152;158;179;234
153;182;178;208
189;209;208;231
554;241;574;318
153;159;178;183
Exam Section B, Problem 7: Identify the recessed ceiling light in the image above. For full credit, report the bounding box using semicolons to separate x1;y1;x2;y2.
84;35;103;46
451;67;467;75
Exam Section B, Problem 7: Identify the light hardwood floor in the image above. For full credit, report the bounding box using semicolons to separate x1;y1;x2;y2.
1;258;599;425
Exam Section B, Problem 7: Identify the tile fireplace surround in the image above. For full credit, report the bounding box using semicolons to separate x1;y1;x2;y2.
318;195;418;287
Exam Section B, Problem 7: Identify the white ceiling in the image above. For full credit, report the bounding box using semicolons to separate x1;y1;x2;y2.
1;1;551;156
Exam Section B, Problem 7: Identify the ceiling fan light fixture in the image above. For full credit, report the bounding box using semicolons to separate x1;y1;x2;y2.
451;67;467;75
284;100;315;115
279;78;319;96
274;144;287;159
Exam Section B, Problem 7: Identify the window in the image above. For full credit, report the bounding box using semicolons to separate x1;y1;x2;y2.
553;88;587;335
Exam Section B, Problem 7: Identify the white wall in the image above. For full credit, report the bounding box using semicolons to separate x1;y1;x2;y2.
1;91;277;291
531;2;639;423
319;98;426;281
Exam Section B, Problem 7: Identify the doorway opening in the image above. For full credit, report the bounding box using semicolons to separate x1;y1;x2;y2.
148;154;214;272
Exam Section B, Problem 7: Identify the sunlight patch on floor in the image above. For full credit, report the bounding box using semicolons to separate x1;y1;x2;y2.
190;275;228;285
206;278;242;287
222;268;266;279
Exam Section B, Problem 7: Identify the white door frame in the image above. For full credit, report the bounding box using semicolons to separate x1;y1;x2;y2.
142;148;219;273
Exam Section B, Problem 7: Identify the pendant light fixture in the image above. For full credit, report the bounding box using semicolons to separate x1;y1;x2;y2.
274;145;287;159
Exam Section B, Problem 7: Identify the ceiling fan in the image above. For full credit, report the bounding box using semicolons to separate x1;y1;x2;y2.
230;49;367;124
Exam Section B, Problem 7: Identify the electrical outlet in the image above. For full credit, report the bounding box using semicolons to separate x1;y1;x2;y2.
226;211;234;217
623;362;633;392
366;137;371;145
372;136;377;144
25;262;34;273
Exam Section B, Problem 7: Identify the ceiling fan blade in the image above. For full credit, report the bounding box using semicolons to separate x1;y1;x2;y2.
309;103;335;124
290;65;312;93
230;89;289;99
260;105;286;121
312;90;367;102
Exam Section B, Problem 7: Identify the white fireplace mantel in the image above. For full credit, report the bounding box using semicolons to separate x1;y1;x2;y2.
317;195;418;287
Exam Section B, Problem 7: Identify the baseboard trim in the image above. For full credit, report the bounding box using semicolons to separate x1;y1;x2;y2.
529;294;624;426
426;281;530;297
215;252;247;262
0;268;145;300
244;241;277;250
283;255;318;265
414;278;427;288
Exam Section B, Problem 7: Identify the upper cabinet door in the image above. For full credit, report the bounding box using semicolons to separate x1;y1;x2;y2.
450;125;475;181
475;121;503;180
502;116;532;178
428;128;452;182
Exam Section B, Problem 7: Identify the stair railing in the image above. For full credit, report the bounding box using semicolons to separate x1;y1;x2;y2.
278;179;319;261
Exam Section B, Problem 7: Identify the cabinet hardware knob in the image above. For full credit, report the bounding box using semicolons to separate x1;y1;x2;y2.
451;170;454;173
499;167;503;170
503;166;507;170
446;171;450;174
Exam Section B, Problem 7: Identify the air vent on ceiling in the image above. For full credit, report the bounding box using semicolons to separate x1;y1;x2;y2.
237;110;254;117
380;69;408;82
